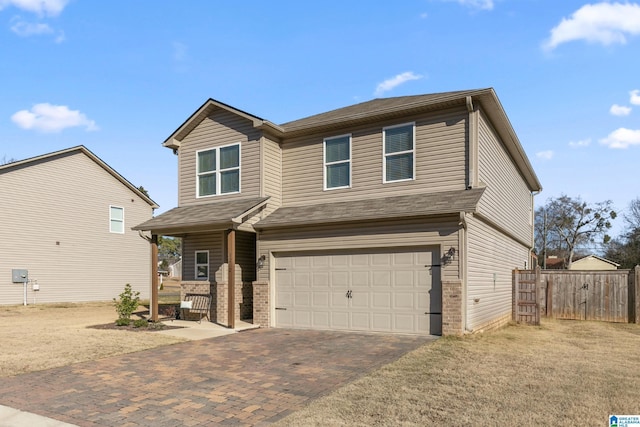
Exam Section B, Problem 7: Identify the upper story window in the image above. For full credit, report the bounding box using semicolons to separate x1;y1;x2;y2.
383;123;415;183
197;143;241;197
195;250;209;280
109;206;124;233
324;134;351;190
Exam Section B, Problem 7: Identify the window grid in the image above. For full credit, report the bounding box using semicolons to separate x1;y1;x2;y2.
195;250;209;280
196;143;241;197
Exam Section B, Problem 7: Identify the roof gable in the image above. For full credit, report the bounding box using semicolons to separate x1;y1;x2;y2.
0;146;158;208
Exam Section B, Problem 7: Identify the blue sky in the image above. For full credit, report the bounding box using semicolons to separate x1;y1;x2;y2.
1;0;639;237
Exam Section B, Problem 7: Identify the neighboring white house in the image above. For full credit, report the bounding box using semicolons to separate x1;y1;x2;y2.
570;255;620;270
0;146;157;305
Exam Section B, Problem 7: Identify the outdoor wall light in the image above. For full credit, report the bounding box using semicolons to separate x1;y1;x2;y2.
257;255;266;269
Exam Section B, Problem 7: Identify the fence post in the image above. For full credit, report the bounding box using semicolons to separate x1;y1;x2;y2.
512;269;518;322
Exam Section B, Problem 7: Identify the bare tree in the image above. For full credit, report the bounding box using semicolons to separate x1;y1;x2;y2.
1;155;17;165
536;194;616;268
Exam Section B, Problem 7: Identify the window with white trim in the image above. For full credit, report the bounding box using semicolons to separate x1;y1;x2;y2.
109;206;124;233
324;134;351;189
383;123;415;182
196;143;241;197
195;251;209;280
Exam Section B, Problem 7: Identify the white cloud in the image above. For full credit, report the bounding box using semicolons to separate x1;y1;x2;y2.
447;0;494;10
631;89;640;105
600;127;640;149
374;72;424;96
536;150;554;160
10;19;52;36
0;0;69;16
11;103;98;133
569;138;591;148
543;2;640;51
610;104;631;116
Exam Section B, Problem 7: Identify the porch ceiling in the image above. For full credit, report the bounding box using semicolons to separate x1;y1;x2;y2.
132;196;269;234
255;188;484;229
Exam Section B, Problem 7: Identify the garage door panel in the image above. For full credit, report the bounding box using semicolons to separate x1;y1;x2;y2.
394;314;416;332
394;270;416;287
372;292;392;309
331;311;350;329
275;247;440;335
312;311;330;328
372;313;392;331
294;292;311;307
372;271;391;287
312;291;329;307
351;271;369;287
330;271;349;287
394;292;414;309
351;312;371;330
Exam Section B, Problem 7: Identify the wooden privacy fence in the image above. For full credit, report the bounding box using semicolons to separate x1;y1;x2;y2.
513;266;640;325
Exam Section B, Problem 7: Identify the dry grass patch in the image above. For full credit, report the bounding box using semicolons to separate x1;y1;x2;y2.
0;302;185;378
277;319;640;426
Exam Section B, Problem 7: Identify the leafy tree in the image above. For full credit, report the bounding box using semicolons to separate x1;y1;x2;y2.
605;198;640;268
137;186;150;197
535;194;616;268
158;236;181;264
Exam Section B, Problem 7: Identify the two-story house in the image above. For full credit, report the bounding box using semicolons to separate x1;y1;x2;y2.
1;146;157;305
134;88;542;335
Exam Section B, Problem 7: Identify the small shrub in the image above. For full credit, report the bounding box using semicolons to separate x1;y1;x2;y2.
113;283;140;321
115;318;131;326
133;319;148;328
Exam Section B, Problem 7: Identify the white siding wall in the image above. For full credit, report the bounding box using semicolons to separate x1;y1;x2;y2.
281;108;468;207
0;151;153;305
476;110;533;244
178;108;261;207
465;214;529;330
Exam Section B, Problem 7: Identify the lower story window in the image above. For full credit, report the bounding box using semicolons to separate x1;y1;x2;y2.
195;251;209;280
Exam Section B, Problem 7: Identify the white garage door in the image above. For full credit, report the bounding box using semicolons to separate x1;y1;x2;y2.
274;248;441;335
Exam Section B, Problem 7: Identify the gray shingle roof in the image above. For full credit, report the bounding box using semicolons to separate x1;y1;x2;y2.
280;89;487;133
132;197;269;232
255;188;485;229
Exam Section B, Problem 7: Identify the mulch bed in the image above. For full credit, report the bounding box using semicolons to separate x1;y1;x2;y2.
88;319;184;332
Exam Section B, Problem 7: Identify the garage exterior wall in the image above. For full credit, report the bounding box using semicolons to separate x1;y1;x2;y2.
0;150;154;305
465;214;530;331
256;217;461;329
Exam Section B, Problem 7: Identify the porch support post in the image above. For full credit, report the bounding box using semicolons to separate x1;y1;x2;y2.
151;234;159;322
227;229;236;328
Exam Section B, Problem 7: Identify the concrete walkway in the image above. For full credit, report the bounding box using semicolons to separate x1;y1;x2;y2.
0;328;435;426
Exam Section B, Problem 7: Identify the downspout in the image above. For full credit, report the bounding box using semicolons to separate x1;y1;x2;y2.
459;211;469;333
531;190;542;268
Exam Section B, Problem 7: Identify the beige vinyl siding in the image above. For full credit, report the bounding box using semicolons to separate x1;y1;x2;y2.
178;108;261;207
476;110;533;245
465;214;529;330
182;232;224;282
257;217;460;283
261;135;282;207
281;108;467;206
231;230;256;284
0;151;152;305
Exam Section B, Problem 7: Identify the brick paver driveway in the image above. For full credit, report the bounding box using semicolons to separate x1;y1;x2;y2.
0;328;435;426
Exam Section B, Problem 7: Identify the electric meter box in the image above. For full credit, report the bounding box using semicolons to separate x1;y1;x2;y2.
12;269;28;283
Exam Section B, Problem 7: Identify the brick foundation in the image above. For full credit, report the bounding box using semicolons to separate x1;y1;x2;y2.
442;280;463;336
181;281;252;326
252;281;269;327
